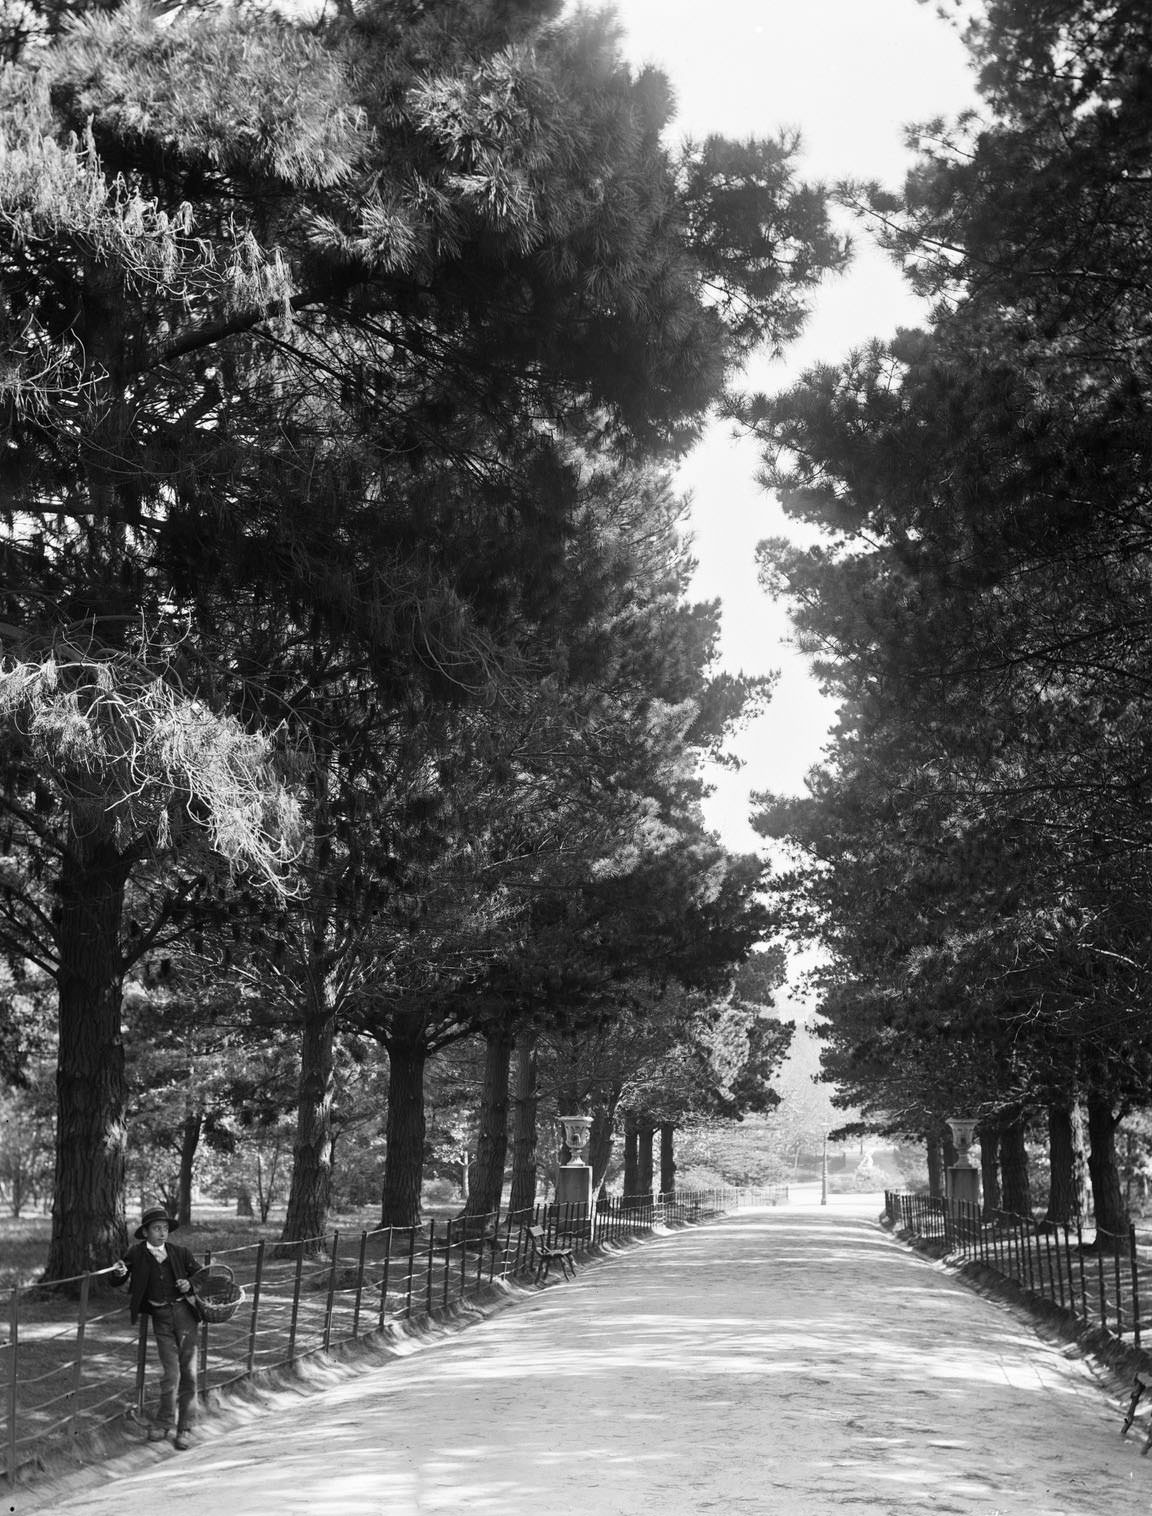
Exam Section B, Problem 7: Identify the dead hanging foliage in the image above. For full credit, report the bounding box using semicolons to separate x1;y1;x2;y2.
0;626;303;892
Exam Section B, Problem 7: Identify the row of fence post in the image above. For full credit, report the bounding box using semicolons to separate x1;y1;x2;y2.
3;1184;784;1483
885;1189;1144;1349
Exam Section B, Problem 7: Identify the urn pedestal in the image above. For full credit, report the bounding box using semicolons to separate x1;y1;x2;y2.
556;1164;593;1209
946;1164;981;1207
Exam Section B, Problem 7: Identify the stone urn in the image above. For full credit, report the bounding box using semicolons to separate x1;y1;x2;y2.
946;1117;978;1169
559;1115;592;1166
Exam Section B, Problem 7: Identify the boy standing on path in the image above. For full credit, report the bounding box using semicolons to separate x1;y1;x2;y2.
111;1205;204;1450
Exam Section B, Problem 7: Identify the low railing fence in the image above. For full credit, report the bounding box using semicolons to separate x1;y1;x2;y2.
885;1190;1147;1350
2;1184;785;1483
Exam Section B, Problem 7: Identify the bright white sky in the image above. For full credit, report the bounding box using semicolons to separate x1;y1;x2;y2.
606;0;980;851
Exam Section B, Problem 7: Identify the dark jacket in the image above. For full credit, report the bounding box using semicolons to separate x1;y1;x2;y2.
118;1239;204;1324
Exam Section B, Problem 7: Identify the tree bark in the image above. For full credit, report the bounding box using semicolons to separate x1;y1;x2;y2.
659;1122;676;1197
622;1109;639;1198
978;1122;1001;1219
280;762;340;1249
465;1024;513;1218
1045;1100;1088;1226
278;988;336;1250
999;1113;1033;1217
380;1028;427;1228
926;1132;944;1198
588;1102;615;1195
1086;1091;1129;1249
176;1106;202;1228
637;1116;655;1197
45;826;131;1282
508;1028;539;1215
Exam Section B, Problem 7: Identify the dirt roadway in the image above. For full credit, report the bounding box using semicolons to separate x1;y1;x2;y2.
24;1194;1152;1516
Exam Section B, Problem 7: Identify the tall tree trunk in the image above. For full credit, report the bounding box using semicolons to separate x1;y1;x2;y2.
176;1105;202;1228
279;987;336;1250
280;762;340;1249
1045;1100;1088;1226
637;1116;655;1197
999;1113;1033;1217
508;1029;539;1215
659;1122;676;1197
942;1125;958;1170
622;1109;639;1198
1086;1091;1128;1250
45;826;131;1282
381;1029;427;1228
466;1024;513;1217
926;1132;944;1198
978;1122;1001;1219
588;1102;616;1195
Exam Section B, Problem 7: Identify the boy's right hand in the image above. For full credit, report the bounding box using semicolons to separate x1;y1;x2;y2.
111;1260;128;1278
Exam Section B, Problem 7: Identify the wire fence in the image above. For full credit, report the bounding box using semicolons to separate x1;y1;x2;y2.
2;1184;786;1484
885;1190;1148;1349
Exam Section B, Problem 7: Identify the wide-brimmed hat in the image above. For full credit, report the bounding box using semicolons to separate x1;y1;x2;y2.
134;1205;179;1240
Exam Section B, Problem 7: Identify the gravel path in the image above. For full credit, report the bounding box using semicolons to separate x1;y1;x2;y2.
31;1195;1152;1515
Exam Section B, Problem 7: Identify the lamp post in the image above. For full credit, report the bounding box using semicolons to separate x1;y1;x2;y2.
821;1131;828;1206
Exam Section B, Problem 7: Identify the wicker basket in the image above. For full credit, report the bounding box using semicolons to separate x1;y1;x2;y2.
192;1264;244;1323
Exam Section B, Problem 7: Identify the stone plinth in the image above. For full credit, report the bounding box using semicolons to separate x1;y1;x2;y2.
556;1164;592;1209
946;1164;980;1208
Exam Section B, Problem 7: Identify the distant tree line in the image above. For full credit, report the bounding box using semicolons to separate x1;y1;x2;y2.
0;0;844;1273
751;0;1152;1244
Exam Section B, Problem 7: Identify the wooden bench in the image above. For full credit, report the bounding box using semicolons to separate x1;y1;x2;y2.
524;1224;576;1283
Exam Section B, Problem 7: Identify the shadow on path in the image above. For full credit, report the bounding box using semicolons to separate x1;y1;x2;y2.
31;1206;1150;1516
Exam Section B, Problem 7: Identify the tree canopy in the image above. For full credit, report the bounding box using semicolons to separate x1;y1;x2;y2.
745;0;1152;1230
0;0;845;1270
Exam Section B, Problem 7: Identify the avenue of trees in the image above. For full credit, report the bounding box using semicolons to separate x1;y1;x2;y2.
0;0;845;1275
750;0;1152;1242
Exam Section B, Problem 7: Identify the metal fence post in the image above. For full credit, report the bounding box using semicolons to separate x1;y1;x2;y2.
1044;1228;1058;1307
473;1215;486;1294
425;1222;436;1316
1076;1218;1088;1321
6;1284;18;1482
246;1241;266;1374
1022;1217;1035;1294
1009;1213;1019;1284
287;1241;305;1366
405;1226;417;1317
352;1231;368;1339
442;1219;452;1312
497;1209;513;1283
323;1231;340;1351
1114;1238;1125;1338
69;1272;92;1437
1096;1244;1108;1333
379;1228;393;1329
1130;1224;1142;1350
